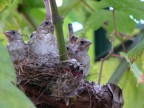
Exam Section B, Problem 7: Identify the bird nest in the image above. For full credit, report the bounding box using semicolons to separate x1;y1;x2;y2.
16;58;85;100
14;58;124;108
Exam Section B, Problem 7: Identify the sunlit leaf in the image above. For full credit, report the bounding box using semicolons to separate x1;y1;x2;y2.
87;0;144;33
120;71;144;108
120;52;144;83
0;0;12;11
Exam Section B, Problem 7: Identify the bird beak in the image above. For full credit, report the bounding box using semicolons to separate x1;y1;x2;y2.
88;41;92;46
3;31;10;37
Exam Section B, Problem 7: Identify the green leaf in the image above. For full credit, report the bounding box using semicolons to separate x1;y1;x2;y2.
0;81;35;108
87;10;112;30
120;52;143;83
0;0;12;11
88;0;144;33
120;71;144;108
0;33;16;83
0;33;35;108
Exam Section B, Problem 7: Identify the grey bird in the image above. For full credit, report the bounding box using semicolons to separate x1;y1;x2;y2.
3;30;28;64
28;20;59;66
67;38;92;77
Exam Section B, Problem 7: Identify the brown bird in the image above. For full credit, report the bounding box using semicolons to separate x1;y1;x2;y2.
28;20;59;66
67;38;92;77
3;30;28;64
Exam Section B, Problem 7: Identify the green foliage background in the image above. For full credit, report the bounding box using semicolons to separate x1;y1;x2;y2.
1;0;144;108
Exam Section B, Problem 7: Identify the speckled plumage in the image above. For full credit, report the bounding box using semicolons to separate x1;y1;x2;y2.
3;30;28;64
67;38;92;77
28;20;59;66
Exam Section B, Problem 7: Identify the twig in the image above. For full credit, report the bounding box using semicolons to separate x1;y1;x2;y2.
68;23;74;42
118;32;134;41
80;0;95;12
120;36;126;52
98;9;117;85
98;44;114;85
49;0;68;61
44;0;52;21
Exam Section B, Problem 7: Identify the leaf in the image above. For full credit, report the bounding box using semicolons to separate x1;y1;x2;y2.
0;81;36;108
120;52;144;83
0;0;12;11
0;33;16;83
87;0;144;33
109;35;144;84
120;71;144;108
0;33;36;108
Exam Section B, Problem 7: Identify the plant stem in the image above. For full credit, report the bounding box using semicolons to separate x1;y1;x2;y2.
44;0;52;21
80;0;95;12
98;9;117;85
50;0;68;61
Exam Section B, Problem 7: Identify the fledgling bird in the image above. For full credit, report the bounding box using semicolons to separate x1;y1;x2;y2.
67;38;92;77
28;20;59;66
3;30;28;64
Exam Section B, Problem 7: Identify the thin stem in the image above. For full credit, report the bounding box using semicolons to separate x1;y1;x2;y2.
68;23;74;43
118;32;134;41
120;36;126;52
68;23;74;36
98;9;117;85
44;0;52;21
112;9;117;37
50;0;68;61
80;0;95;12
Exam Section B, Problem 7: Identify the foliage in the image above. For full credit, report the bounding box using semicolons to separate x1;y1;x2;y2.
0;0;12;11
1;0;144;108
0;33;35;108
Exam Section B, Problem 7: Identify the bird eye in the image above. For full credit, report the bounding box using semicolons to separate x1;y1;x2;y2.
80;41;84;45
67;47;70;50
11;31;16;35
45;21;49;25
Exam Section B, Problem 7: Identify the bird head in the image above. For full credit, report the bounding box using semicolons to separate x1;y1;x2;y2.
3;30;22;43
76;38;92;52
37;20;54;34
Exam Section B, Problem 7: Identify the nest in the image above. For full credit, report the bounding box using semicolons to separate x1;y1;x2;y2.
14;55;124;108
16;57;85;100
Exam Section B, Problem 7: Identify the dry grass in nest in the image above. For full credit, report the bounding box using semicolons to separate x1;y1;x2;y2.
15;58;84;100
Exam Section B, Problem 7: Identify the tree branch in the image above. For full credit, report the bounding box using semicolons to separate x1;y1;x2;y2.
50;0;68;61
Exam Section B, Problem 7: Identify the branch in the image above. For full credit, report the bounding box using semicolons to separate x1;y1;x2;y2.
108;34;144;84
98;9;117;85
49;0;68;61
44;0;52;21
80;0;95;12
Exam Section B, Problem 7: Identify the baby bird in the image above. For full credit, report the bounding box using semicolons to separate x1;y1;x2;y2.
28;20;59;66
3;30;28;64
67;38;92;77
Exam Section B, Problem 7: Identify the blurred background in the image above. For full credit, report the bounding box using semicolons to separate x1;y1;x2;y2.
1;0;144;108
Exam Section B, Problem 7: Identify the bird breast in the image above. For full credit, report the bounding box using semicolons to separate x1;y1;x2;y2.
30;33;58;56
